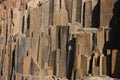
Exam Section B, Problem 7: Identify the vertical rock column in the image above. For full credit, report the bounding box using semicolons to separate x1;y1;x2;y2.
84;1;92;28
58;26;69;77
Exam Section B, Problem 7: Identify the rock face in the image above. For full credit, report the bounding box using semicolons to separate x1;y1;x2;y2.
83;76;114;80
0;0;119;80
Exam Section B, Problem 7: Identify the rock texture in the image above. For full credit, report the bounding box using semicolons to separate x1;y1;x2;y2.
0;0;119;80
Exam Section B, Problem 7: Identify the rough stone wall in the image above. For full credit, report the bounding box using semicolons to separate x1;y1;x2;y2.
0;0;119;80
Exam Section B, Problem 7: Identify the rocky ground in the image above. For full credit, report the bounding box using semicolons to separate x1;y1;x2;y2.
83;76;114;80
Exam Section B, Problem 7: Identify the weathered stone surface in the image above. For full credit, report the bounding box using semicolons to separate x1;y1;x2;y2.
84;1;92;28
92;49;100;76
72;0;77;22
29;7;41;33
100;0;115;27
15;73;22;80
53;0;60;26
97;28;104;54
59;26;69;77
76;33;93;56
0;0;118;80
83;76;114;80
41;1;49;30
81;54;91;76
12;11;23;34
59;0;68;25
111;50;120;78
23;56;31;74
102;56;107;75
